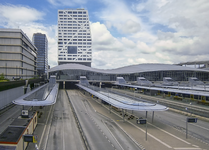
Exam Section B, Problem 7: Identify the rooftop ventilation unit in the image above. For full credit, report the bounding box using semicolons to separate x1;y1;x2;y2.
79;76;89;86
189;77;204;86
22;110;29;118
162;77;178;86
137;77;153;86
116;77;126;85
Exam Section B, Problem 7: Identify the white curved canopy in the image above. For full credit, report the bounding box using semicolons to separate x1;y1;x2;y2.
77;84;168;111
13;83;59;106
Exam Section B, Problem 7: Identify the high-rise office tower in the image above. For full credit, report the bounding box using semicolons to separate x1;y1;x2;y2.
0;28;37;80
32;33;48;76
57;9;92;67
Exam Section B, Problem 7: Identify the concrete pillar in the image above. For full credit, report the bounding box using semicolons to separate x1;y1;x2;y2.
152;111;154;123
63;81;65;89
122;109;124;122
146;111;148;118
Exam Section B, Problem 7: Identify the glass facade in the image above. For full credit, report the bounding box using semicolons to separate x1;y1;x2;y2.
57;9;92;67
49;69;209;82
32;33;48;76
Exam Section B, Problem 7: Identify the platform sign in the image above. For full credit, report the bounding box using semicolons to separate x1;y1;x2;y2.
186;117;197;139
187;118;197;123
137;119;147;124
23;135;38;143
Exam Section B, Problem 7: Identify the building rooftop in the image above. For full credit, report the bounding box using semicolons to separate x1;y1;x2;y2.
0;127;25;143
49;63;209;74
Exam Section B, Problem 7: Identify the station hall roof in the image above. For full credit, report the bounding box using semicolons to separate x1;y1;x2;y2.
48;63;209;74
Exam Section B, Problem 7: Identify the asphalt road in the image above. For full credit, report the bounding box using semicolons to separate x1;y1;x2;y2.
45;90;85;150
67;90;141;150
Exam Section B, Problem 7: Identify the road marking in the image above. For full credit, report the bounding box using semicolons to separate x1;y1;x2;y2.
148;123;191;145
86;93;171;149
102;105;173;149
181;120;209;131
41;105;54;149
173;148;202;150
103;120;125;150
62;112;65;150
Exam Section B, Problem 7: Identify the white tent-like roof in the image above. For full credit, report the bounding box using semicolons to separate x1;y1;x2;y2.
77;84;168;111
48;63;209;74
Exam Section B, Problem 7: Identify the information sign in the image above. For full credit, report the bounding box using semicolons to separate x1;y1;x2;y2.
187;118;197;123
137;119;147;124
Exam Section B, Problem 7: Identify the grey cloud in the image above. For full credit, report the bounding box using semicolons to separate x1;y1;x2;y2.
157;31;174;40
169;16;197;29
92;59;107;67
119;20;141;34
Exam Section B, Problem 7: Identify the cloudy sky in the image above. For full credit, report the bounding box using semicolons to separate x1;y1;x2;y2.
0;0;209;69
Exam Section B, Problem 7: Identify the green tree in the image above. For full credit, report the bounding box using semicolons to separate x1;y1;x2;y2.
0;73;5;80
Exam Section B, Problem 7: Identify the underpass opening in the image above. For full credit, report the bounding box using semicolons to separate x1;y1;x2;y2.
59;81;79;89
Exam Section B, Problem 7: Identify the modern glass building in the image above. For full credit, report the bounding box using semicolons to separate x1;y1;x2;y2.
0;28;38;80
57;9;92;67
32;33;48;76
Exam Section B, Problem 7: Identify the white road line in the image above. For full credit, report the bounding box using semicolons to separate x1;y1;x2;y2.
41;105;54;149
192;145;199;148
103;120;125;150
181;120;209;131
62;112;65;150
148;123;191;145
173;148;202;150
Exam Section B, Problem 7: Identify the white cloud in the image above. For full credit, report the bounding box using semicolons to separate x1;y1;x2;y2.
91;22;125;52
129;0;209;66
0;4;58;68
99;0;142;34
47;0;87;7
117;19;141;34
0;4;44;24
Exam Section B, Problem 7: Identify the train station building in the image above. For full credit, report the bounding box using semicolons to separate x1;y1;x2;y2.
48;63;209;82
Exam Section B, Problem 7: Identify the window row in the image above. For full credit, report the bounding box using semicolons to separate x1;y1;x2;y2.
59;18;88;20
58;46;91;49
58;42;91;45
59;15;87;17
59;39;91;41
58;58;91;61
58;33;90;35
59;53;92;56
59;21;89;24
58;36;91;38
58;27;90;30
59;49;91;53
58;29;87;31
58;22;89;25
58;25;89;27
59;11;87;14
